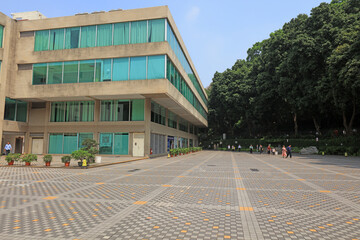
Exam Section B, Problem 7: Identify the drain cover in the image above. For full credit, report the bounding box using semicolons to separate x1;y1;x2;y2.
128;169;140;172
250;169;259;172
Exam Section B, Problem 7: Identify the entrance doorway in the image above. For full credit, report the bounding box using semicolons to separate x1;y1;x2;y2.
32;138;43;154
15;137;23;153
132;133;144;157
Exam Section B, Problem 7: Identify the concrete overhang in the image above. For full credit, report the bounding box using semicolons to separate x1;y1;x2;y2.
13;79;208;127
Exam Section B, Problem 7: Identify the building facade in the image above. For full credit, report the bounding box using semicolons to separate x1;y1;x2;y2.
0;6;208;157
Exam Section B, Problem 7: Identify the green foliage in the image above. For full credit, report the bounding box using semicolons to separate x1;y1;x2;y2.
22;154;38;163
5;153;21;163
43;154;52;162
80;139;99;163
207;0;360;138
61;155;71;163
71;150;90;161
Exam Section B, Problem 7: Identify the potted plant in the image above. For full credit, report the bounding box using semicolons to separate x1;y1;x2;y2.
80;139;99;163
61;155;71;167
22;154;37;166
71;150;90;167
170;149;175;157
5;153;21;165
43;154;52;166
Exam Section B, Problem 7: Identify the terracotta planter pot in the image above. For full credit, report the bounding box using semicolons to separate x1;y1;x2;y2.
25;162;31;166
65;162;70;167
171;155;174;157
45;162;51;166
8;161;14;166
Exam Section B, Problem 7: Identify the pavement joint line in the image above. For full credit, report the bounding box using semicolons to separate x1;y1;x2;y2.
232;152;264;240
284;156;360;180
78;151;220;239
0;155;199;214
249;154;360;212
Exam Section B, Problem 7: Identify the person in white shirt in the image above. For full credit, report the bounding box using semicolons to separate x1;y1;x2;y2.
4;142;12;155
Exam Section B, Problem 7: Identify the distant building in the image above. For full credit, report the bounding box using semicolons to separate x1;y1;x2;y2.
0;6;208;157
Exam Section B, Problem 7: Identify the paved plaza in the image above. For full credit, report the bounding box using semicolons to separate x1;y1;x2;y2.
0;151;359;240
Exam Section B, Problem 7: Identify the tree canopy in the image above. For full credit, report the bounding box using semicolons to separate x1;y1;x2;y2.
207;0;360;138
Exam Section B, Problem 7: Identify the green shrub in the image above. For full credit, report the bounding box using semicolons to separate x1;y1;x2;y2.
71;150;90;161
43;154;52;162
61;155;71;163
5;153;21;163
22;154;38;163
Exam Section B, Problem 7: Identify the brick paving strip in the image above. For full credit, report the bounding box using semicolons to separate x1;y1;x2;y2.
231;153;264;240
249;154;360;212
79;152;219;239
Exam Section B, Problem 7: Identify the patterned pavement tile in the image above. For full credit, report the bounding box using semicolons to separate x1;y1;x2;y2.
0;151;359;240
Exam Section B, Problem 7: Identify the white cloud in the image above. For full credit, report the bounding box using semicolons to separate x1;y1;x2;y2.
186;6;200;22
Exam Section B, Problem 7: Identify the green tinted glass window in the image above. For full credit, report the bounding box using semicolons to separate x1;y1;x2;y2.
33;63;47;85
130;21;147;44
131;99;144;121
113;58;128;81
65;27;80;49
49;29;64;50
4;98;16;121
99;133;113;154
48;62;63;84
129;57;146;80
113;22;129;45
63;61;78;83
0;25;4;48
79;60;95;83
16;101;27;122
34;30;49;51
63;133;78;154
80;26;96;48
49;134;63;154
97;24;112;47
148;55;165;79
148;19;165;42
114;133;128;155
78;133;93;148
50;102;65;122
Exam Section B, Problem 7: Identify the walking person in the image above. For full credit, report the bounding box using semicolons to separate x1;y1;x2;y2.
259;145;263;154
238;144;242;152
4;142;12;155
286;145;292;158
282;145;287;158
267;144;271;154
249;144;253;154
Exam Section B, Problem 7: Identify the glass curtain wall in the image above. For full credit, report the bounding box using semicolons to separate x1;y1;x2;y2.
100;100;143;121
166;22;208;106
151;101;166;125
4;98;27;122
33;55;165;85
48;133;93;154
99;133;129;155
34;18;166;51
168;111;177;129
50;101;94;122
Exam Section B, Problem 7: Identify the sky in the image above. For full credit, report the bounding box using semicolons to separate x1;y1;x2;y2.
1;0;331;88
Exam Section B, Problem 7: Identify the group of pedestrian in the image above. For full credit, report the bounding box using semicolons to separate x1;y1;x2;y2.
281;145;292;158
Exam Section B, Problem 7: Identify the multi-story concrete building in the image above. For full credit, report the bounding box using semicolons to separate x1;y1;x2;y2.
0;6;208;157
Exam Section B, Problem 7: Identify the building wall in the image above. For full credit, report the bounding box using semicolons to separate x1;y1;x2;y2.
1;6;207;156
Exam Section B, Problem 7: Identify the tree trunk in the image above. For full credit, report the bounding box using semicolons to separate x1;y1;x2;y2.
293;113;298;136
343;102;356;136
312;116;321;135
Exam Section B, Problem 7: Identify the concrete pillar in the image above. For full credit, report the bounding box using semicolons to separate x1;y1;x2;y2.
0;18;16;150
42;102;50;154
144;98;151;156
